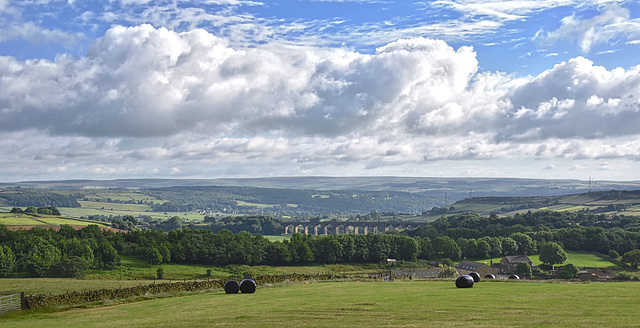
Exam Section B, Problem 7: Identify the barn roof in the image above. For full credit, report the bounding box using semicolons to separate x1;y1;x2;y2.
503;255;532;264
455;260;487;271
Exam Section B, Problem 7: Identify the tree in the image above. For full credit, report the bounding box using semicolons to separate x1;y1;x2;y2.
144;247;163;265
432;236;461;260
418;237;432;260
501;237;518;255
161;216;183;232
481;236;502;257
622;250;640;269
313;236;342;263
510;233;536;255
515;262;532;278
286;233;314;264
47;256;87;279
23;238;62;277
476;239;492;258
558;263;579;279
94;240;120;269
0;245;16;277
539;242;567;269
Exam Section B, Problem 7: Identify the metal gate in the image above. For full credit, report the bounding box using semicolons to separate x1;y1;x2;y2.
0;293;24;315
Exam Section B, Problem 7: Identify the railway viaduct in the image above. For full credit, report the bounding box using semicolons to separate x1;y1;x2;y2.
283;221;427;235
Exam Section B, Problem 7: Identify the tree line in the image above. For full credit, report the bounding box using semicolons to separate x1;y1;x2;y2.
0;190;81;208
5;209;640;278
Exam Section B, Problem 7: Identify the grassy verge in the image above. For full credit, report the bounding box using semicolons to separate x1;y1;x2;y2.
3;280;640;327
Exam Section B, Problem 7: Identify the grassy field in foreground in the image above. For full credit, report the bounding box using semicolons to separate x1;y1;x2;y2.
3;280;640;327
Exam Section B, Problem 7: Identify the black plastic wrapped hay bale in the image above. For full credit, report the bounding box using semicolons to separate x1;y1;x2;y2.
240;278;257;293
469;272;481;282
224;280;240;294
455;275;474;288
484;274;496;280
508;274;520;280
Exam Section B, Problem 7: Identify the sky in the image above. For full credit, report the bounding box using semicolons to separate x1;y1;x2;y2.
0;0;639;182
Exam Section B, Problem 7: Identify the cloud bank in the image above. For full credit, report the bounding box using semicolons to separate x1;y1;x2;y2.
0;24;639;180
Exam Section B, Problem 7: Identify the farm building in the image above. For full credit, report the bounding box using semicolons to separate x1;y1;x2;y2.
493;255;532;274
455;260;498;277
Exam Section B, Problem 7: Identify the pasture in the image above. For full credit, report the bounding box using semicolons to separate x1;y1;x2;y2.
470;251;620;269
0;212;110;228
3;280;640;327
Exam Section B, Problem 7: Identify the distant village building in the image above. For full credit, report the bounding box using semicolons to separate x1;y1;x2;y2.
493;255;532;274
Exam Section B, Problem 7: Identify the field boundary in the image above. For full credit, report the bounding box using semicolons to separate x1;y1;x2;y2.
24;273;362;310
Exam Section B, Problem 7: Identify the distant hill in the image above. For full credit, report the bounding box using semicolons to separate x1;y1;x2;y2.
436;189;640;217
2;177;640;200
2;177;640;217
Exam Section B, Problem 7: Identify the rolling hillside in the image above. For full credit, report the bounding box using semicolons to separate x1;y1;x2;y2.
442;190;640;217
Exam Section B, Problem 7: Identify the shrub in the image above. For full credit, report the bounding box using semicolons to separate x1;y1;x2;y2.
515;262;532;278
558;264;579;280
438;265;459;278
157;267;164;279
615;271;640;281
440;258;454;267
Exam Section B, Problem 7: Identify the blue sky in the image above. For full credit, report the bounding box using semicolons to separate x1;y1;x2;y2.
0;0;639;182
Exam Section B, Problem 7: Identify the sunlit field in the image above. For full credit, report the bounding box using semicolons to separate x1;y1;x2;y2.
3;280;640;327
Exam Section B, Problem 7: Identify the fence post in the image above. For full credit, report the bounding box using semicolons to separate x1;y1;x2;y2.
21;292;25;310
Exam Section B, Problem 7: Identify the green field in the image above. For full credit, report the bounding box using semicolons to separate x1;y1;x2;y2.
469;251;620;269
3;280;640;327
263;235;290;242
0;212;110;228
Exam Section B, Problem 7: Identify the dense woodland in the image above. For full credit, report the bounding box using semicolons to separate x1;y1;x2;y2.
3;210;640;278
0;190;81;208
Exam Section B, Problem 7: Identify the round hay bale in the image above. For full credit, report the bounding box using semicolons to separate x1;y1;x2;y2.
240;278;257;293
508;274;520;280
224;280;240;294
469;272;481;282
484;274;496;280
455;275;474;288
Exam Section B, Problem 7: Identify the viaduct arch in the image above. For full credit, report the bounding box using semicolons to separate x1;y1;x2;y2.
283;221;424;236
